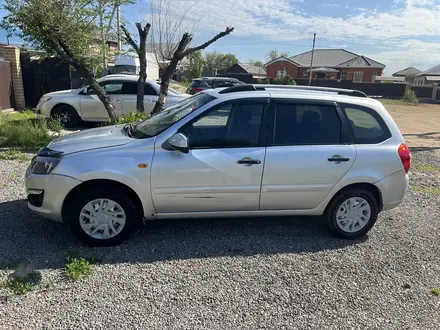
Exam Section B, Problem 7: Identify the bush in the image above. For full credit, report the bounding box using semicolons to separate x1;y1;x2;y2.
181;76;191;87
272;76;296;85
109;111;150;125
402;89;418;104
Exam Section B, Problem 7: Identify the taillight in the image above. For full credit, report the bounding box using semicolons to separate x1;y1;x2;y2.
398;143;411;173
190;87;204;94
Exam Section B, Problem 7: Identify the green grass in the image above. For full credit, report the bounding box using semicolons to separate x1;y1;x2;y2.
380;98;419;106
432;288;440;296
0;110;63;150
109;111;150;125
0;271;41;295
412;186;440;194
64;257;93;281
0;149;31;162
412;163;440;172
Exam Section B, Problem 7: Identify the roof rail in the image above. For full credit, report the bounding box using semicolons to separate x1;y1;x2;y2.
253;84;368;97
218;84;265;94
218;84;367;97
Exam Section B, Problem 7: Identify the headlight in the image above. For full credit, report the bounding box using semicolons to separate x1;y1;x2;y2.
40;96;52;103
30;156;60;174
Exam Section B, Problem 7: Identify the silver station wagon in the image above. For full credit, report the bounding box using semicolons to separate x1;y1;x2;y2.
25;85;410;246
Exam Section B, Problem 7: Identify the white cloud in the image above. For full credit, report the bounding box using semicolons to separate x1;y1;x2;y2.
146;0;440;72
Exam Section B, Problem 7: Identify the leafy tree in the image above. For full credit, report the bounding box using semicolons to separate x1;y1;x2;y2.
405;73;416;84
204;52;239;74
265;49;289;62
248;59;265;68
2;0;117;120
272;75;296;85
187;50;204;79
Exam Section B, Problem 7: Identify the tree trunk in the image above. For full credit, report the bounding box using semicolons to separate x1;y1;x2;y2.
88;75;118;121
151;27;234;115
136;23;149;112
152;60;178;114
121;23;151;113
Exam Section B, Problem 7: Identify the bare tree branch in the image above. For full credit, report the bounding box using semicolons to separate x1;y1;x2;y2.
184;27;234;57
121;24;140;54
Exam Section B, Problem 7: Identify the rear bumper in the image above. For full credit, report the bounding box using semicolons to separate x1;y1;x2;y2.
375;170;409;211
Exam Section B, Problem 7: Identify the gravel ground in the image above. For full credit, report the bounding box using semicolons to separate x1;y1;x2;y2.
1;150;440;330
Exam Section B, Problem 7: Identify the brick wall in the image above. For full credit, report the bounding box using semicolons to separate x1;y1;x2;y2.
338;68;384;83
266;60;299;79
0;46;25;109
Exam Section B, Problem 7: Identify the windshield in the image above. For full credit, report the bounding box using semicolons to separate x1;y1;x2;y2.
130;93;216;138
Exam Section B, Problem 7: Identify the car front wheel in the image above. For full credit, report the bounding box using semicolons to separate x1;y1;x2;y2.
64;187;138;246
325;188;379;239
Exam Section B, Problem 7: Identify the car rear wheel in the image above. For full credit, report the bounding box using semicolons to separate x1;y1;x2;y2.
325;188;379;239
52;105;79;128
64;187;138;246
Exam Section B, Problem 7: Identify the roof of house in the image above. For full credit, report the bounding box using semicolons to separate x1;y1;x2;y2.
234;63;266;75
393;67;422;76
417;64;440;76
266;49;385;69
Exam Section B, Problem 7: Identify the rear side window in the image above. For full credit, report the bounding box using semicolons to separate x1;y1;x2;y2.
191;80;211;88
340;103;391;144
123;82;158;96
272;102;341;145
213;80;234;88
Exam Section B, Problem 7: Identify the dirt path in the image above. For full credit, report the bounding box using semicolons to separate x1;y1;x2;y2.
384;103;440;148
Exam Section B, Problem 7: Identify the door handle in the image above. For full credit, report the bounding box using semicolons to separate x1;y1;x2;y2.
328;155;350;163
237;158;261;165
113;98;122;102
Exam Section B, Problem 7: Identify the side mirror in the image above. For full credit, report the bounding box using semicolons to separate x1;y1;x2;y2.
166;133;189;153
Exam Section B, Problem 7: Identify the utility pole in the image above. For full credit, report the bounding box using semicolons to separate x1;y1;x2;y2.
308;32;316;86
117;1;122;52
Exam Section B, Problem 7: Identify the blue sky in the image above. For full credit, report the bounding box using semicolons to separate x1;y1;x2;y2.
2;0;440;74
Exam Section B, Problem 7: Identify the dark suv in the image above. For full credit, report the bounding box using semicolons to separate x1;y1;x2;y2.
187;77;244;94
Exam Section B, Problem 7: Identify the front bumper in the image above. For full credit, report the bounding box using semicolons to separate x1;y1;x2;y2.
25;166;82;222
35;101;53;118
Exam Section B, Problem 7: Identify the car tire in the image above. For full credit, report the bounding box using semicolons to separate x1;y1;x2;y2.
64;187;138;247
52;104;79;128
325;188;379;239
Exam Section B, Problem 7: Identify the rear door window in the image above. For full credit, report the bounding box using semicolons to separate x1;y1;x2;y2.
271;102;342;145
340;103;391;144
191;80;211;88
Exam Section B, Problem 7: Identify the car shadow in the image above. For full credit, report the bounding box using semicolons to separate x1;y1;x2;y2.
0;199;367;271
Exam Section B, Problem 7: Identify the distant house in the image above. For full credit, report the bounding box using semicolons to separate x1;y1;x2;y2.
414;64;440;85
265;49;385;83
226;63;267;79
392;67;422;77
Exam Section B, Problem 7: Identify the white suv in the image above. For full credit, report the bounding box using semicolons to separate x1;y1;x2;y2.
25;85;410;246
36;74;189;127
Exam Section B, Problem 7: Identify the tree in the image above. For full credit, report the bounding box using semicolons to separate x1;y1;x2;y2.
265;49;289;62
150;0;234;114
248;60;265;68
204;51;239;74
405;73;416;84
187;50;204;79
2;0;117;120
272;75;296;85
121;23;151;112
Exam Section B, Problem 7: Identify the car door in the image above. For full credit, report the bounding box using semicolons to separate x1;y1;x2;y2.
121;82;158;114
260;99;356;210
80;81;123;121
151;98;269;213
